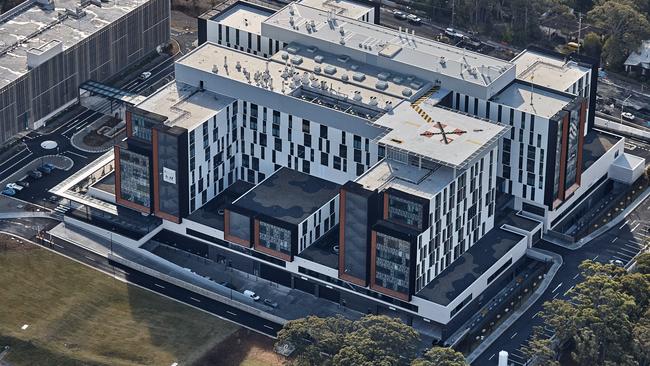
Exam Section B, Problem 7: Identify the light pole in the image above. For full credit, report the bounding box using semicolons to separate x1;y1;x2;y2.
620;94;632;125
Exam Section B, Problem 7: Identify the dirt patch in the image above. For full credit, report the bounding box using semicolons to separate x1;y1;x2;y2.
171;10;198;32
193;329;284;366
81;117;123;147
171;0;216;17
0;235;37;252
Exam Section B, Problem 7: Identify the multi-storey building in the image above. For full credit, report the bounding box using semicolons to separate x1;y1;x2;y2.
0;0;170;143
102;0;632;336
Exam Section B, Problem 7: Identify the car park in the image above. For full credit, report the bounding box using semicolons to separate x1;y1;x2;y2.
28;170;42;179
622;112;635;121
243;290;260;301
2;187;16;196
264;299;278;308
392;10;407;20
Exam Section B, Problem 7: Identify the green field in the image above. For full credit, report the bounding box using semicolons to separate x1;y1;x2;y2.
0;238;241;366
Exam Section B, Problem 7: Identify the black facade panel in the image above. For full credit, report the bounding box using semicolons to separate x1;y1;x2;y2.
544;117;560;207
342;188;374;282
198;17;207;45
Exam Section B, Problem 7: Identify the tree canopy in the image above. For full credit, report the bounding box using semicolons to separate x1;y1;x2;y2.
410;347;468;366
525;259;650;365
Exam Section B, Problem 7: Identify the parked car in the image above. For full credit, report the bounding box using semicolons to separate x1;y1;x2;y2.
48;195;59;203
6;183;23;192
243;290;260;301
445;27;462;38
37;165;52;174
43;163;55;171
406;14;421;24
392;10;407;20
621;112;635;121
139;71;152;80
28;170;42;179
16;180;30;188
264;299;278;308
1;187;16;196
609;259;625;267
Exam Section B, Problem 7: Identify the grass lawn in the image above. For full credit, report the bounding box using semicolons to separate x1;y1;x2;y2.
0;238;243;366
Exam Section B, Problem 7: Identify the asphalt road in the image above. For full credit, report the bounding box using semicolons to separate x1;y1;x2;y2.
473;201;650;365
40;234;283;337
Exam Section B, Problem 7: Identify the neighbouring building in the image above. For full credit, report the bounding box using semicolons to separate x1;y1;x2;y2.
0;0;170;143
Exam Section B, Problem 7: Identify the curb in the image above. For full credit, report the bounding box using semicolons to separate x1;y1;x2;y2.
466;249;563;364
547;184;650;250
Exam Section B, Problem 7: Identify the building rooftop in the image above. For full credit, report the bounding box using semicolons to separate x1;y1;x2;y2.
210;2;275;35
187;180;255;231
0;0;143;88
136;82;235;130
512;49;590;92
297;0;372;20
91;171;115;195
176;42;417;121
374;94;507;168
356;159;454;200
582;129;621;171
232;167;340;225
491;80;574;119
498;210;542;233
296;225;339;268
415;227;525;306
625;40;650;69
262;3;515;95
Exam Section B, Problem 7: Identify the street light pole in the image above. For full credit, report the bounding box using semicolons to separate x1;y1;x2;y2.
620;95;632;125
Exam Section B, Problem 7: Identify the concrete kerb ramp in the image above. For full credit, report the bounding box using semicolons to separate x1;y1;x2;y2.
0;155;73;186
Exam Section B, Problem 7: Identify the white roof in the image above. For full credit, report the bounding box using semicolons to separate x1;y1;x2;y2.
512;49;590;92
356;159;454;200
624;40;650;69
209;2;274;35
491;81;573;119
298;0;373;20
137;82;235;130
374;91;507;168
262;2;515;98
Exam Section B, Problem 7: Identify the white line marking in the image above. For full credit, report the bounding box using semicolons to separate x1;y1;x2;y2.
84;255;96;262
617;247;639;255
593;255;599;261
573;273;580;279
619;220;629;229
190;297;201;302
66;151;88;159
552;282;563;293
532;311;540;319
488;353;495;361
154;283;165;289
226;311;237;316
263;325;274;330
564;286;574;296
612;255;629;262
510;332;518;339
0;151;33;177
53;243;64;249
632;223;641;232
611;237;618;243
552;292;559;299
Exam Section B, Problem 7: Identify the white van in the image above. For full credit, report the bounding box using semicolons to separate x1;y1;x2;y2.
243;290;260;301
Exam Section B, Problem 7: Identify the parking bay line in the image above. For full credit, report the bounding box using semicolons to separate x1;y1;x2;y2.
631;223;641;232
226;311;237;316
551;282;563;293
190;297;201;302
263;325;274;330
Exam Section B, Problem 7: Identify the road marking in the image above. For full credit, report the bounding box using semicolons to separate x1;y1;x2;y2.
154;283;165;289
593;255;599;261
84;255;96;262
564;286;574;296
510;332;518;339
66;151;88;159
573;273;580;280
263;325;274;330
619;220;629;229
190;297;201;302
612;255;629;262
53;243;64;249
617;246;639;256
0;151;33;178
631;223;641;232
532;311;540;319
552;282;563;293
611;237;618;243
552;292;559;299
226;311;237;316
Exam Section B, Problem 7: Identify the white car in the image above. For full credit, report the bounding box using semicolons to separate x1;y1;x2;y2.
6;183;23;192
393;10;407;20
139;71;152;80
406;14;421;24
621;112;635;121
243;290;260;301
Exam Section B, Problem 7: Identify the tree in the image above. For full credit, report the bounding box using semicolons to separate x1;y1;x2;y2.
635;252;650;274
411;347;467;366
526;260;650;365
582;32;602;59
275;315;420;366
522;332;560;366
588;0;650;68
